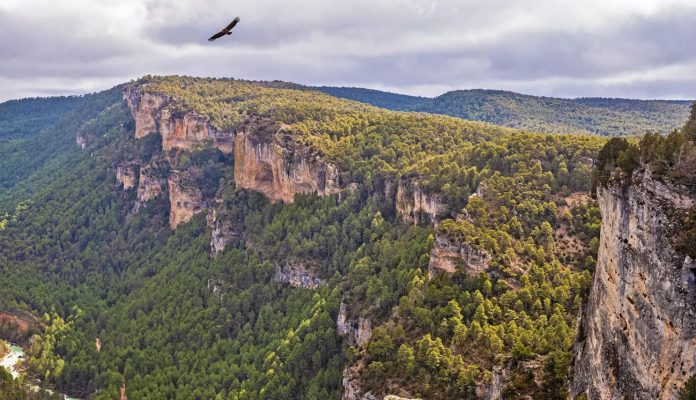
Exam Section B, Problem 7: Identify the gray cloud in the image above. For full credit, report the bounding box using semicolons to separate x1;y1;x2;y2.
0;0;695;101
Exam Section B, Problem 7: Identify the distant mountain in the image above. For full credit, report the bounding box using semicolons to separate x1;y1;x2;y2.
315;87;693;136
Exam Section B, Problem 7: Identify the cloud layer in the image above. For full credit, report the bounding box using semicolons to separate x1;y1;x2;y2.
1;0;695;101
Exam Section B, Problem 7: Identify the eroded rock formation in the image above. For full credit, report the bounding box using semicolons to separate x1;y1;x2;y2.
337;301;373;348
233;124;341;204
124;86;234;153
116;164;137;191
76;133;87;149
133;163;164;212
428;233;491;277
571;169;696;399
274;262;325;289
396;180;444;225
168;171;203;229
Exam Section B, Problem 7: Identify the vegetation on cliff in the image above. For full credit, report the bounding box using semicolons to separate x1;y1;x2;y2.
592;102;696;261
0;76;608;399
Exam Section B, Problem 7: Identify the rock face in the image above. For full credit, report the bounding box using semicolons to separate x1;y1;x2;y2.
116;164;136;190
206;205;237;255
396;180;444;225
233;125;342;204
124;85;347;231
428;234;491;277
168;171;203;229
342;367;378;400
133;163;164;212
124;85;234;153
571;169;696;399
76;133;87;149
274;262;325;289
337;302;373;348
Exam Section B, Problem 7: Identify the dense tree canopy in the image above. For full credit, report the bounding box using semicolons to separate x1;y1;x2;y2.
0;76;610;399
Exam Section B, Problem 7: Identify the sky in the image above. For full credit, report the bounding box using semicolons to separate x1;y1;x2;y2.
1;0;696;101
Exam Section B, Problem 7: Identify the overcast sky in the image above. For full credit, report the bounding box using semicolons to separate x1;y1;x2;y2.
1;0;696;101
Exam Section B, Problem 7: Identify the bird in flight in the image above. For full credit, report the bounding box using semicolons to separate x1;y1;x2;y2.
208;17;241;42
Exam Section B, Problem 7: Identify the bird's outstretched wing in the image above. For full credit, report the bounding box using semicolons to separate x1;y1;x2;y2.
224;17;240;31
208;17;241;42
208;31;226;42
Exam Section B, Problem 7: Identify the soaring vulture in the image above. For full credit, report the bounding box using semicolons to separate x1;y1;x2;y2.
208;17;241;42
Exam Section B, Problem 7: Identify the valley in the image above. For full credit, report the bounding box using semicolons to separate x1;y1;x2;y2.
0;76;693;399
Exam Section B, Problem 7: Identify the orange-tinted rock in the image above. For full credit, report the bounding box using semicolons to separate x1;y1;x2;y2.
233;125;341;204
168;171;203;229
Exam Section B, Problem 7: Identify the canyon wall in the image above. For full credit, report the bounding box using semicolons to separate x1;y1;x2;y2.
134;163;164;211
124;86;234;153
233;127;342;204
167;171;203;229
571;169;696;399
395;180;444;225
124;84;346;229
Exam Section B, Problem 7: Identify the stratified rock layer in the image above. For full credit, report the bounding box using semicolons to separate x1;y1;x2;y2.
233;125;341;204
124;86;234;153
571;169;696;399
395;180;444;225
167;171;203;229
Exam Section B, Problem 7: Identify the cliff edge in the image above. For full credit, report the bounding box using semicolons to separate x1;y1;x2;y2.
572;168;696;399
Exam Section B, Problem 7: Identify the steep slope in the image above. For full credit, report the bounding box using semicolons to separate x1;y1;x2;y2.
572;169;695;399
316;87;691;137
572;129;696;399
1;76;607;399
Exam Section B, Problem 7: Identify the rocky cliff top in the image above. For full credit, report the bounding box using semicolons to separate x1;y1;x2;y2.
572;167;696;399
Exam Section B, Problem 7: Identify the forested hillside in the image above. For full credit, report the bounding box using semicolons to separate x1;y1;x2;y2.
0;76;607;399
317;86;691;137
0;96;85;141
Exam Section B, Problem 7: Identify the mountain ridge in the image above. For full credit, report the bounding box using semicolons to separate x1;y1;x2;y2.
316;86;692;136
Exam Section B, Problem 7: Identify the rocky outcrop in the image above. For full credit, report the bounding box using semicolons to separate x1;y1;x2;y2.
274;262;325;289
133;163;164;212
571;169;696;399
337;301;373;347
116;164;137;190
124;85;347;228
206;204;239;255
343;367;378;400
0;311;40;343
168;171;203;229
76;133;87;149
207;279;224;300
124;85;234;153
428;234;491;277
233;124;342;204
396;180;444;225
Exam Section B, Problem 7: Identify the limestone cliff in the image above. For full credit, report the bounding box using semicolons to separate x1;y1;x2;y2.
133;163;164;212
124;84;347;231
124;85;234;153
274;262;325;289
337;301;373;348
116;164;136;191
428;233;491;277
395;180;444;225
233;122;342;204
571;168;696;399
168;171;204;229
